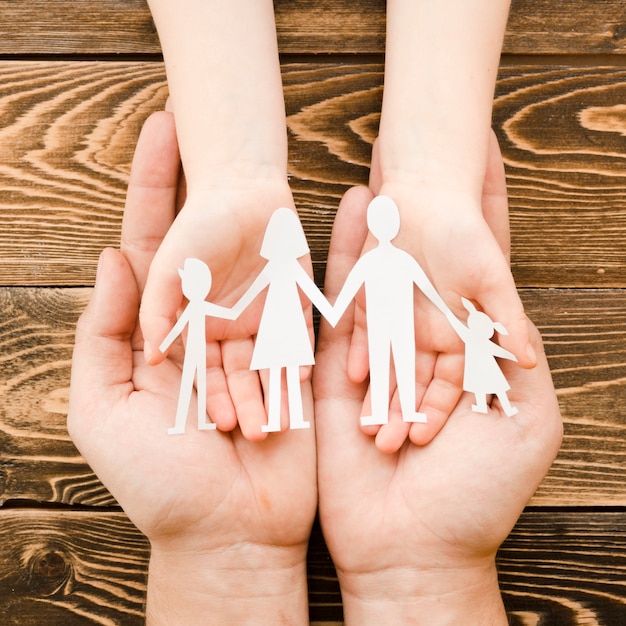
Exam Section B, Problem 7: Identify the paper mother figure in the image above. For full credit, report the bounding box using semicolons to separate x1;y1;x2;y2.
232;207;334;433
327;195;461;426
160;258;238;434
458;297;518;417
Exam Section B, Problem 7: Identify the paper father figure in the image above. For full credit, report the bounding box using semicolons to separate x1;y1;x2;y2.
160;258;237;434
328;195;461;426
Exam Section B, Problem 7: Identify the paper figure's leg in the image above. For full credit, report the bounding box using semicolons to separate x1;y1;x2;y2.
196;356;216;430
392;338;427;424
168;361;195;434
286;366;309;430
262;367;282;433
496;392;519;417
361;336;391;426
471;394;489;414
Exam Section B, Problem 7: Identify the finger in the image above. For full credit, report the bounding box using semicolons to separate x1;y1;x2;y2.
477;131;536;368
323;185;373;301
481;129;511;261
205;339;237;431
372;382;412;455
68;248;138;435
329;186;375;383
368;138;382;194
411;351;464;446
222;337;269;441
121;111;181;292
504;323;562;451
139;235;186;365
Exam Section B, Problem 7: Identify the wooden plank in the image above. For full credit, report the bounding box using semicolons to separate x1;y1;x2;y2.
495;63;626;288
3;0;626;56
0;510;148;625
1;508;625;624
498;511;626;624
0;287;625;507
1;61;626;287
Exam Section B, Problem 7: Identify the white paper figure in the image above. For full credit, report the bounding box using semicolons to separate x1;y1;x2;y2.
328;195;460;426
160;258;237;434
232;207;333;433
458;298;518;417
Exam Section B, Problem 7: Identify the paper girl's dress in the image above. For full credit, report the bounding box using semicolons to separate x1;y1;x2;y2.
249;260;315;370
463;338;511;398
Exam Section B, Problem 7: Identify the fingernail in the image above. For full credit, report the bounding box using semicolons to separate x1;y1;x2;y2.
144;341;153;364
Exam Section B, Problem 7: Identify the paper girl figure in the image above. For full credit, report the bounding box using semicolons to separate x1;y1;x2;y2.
328;195;460;426
458;297;518;417
160;258;238;434
232;207;333;433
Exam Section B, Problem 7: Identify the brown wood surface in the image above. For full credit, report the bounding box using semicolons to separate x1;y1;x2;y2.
1;1;626;623
1;509;625;625
3;0;626;56
2;61;626;287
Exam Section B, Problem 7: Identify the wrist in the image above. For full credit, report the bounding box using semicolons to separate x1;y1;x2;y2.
338;560;506;626
184;158;290;197
375;138;488;202
146;542;309;626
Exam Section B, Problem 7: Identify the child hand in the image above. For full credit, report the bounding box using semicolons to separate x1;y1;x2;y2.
340;132;534;453
129;113;314;439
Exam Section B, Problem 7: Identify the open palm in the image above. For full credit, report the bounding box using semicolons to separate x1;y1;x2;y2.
313;183;562;618
68;110;316;559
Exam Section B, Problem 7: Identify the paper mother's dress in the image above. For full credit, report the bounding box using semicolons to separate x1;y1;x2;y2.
328;195;462;426
232;207;334;433
458;297;518;417
159;258;237;434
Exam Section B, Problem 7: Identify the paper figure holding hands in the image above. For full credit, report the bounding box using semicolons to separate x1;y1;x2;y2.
328;195;461;426
232;207;333;433
160;258;238;434
458;298;518;417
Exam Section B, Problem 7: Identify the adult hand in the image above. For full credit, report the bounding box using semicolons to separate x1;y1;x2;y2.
313;153;562;624
342;131;528;452
68;111;316;625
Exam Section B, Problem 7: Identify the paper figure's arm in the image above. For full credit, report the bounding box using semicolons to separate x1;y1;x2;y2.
204;302;239;321
293;263;334;322
231;265;271;318
159;308;191;353
410;262;466;336
489;341;518;363
326;261;365;327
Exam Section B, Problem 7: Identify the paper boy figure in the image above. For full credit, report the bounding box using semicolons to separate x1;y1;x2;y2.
233;207;333;433
160;258;237;434
328;195;460;426
458;297;518;417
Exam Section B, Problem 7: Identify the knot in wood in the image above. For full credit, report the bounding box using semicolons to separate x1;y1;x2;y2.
28;547;73;597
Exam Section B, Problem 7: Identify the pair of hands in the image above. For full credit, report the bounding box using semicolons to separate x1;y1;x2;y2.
68;111;562;624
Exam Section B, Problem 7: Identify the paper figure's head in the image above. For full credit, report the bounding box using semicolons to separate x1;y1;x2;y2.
462;297;508;339
260;207;309;260
367;195;400;243
178;258;212;300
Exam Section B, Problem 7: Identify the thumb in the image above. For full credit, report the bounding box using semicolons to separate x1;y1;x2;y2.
69;248;139;432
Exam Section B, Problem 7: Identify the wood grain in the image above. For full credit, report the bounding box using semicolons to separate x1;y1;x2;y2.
2;62;626;287
495;63;626;288
2;509;625;625
0;286;624;507
0;510;148;625
3;1;626;56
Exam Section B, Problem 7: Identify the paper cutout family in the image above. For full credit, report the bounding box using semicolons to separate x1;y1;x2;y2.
160;197;518;435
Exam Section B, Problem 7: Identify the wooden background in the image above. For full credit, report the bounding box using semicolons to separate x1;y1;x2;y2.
1;0;626;623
